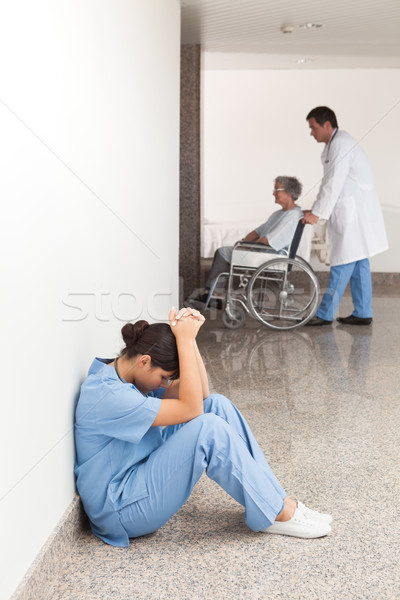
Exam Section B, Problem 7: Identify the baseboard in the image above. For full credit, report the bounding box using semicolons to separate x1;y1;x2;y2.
10;495;88;600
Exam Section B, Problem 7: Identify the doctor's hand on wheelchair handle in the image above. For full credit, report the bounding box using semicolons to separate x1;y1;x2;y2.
302;210;319;225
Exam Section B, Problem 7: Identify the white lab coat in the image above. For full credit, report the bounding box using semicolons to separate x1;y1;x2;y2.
312;130;388;267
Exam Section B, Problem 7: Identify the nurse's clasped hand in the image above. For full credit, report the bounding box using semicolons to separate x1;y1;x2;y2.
169;306;205;335
152;307;207;428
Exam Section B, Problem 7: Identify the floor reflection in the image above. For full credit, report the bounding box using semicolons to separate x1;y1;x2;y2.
199;318;373;397
311;327;372;394
199;325;318;401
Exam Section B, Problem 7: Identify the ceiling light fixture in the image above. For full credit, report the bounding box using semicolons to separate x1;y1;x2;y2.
281;24;295;34
281;23;324;34
299;23;324;29
296;58;313;64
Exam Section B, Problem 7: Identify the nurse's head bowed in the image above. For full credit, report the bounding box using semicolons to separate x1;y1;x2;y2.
120;320;179;379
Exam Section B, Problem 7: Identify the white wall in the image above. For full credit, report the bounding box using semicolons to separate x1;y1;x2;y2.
0;1;181;598
202;62;400;271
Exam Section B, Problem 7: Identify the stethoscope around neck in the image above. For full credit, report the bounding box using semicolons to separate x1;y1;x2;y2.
324;128;338;164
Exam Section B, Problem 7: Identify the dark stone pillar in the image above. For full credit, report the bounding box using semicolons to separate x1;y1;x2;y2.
180;44;201;301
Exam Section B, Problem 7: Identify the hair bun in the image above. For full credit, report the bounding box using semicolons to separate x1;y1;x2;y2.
121;320;150;347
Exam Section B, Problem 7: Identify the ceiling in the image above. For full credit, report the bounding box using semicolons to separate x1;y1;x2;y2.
180;0;400;69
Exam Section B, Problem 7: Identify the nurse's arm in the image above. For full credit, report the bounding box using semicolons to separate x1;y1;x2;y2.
161;342;209;401
194;340;209;398
161;316;209;400
162;378;180;399
152;311;204;427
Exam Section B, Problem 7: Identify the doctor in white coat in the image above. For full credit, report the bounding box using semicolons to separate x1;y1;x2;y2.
303;106;388;326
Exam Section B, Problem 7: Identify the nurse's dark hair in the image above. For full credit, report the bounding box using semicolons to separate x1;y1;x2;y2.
120;320;179;378
306;106;338;129
275;176;302;201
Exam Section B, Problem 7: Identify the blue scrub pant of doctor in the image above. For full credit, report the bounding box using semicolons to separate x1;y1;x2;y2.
316;258;373;322
119;394;286;538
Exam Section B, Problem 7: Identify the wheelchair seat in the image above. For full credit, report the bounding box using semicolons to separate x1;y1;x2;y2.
211;219;320;331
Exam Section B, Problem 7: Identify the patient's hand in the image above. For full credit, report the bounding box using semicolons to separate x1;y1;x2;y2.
256;236;269;245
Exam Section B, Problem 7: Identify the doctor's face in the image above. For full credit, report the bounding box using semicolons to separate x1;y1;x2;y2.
308;117;332;144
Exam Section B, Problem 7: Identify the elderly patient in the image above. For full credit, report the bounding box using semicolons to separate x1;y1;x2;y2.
190;176;303;306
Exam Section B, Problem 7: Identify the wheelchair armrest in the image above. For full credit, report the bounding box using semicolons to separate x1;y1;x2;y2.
233;240;288;255
234;240;271;250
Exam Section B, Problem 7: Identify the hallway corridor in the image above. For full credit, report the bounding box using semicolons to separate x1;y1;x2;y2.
48;292;400;600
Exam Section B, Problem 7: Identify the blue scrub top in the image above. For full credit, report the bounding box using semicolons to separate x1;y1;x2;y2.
74;358;164;546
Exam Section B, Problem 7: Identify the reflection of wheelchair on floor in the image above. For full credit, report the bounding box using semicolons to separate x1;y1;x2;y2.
204;222;320;331
199;327;318;394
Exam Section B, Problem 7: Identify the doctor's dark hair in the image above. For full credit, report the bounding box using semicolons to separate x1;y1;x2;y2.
275;176;302;201
306;106;338;129
120;320;179;378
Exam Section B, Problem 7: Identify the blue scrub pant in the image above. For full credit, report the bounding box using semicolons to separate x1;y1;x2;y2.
316;258;373;322
119;394;286;538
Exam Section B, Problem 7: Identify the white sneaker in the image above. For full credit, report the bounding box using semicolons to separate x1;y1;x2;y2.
265;508;331;539
297;501;333;524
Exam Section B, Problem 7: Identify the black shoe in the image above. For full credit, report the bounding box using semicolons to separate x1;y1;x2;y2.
185;290;209;306
184;299;206;309
336;315;372;325
195;291;209;303
305;317;333;327
185;291;222;310
209;299;223;309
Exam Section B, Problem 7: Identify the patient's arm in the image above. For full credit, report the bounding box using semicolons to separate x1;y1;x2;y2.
242;230;259;242
240;230;270;245
254;235;270;245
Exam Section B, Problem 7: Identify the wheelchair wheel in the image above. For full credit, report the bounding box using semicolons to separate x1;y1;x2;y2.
247;257;320;330
222;305;246;329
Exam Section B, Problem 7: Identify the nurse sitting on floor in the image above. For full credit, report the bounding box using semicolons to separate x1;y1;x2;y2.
74;307;332;547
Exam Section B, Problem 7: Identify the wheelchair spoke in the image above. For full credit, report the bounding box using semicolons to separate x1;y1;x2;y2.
247;258;320;330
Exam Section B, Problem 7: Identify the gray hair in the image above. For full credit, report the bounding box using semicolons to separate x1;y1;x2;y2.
275;176;302;201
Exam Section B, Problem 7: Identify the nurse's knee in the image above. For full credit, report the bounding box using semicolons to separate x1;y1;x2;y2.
189;414;234;457
192;412;228;436
203;393;232;412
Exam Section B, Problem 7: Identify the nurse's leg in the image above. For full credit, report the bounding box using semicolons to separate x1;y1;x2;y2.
163;393;285;497
119;413;285;538
204;393;286;494
349;259;373;318
316;263;355;321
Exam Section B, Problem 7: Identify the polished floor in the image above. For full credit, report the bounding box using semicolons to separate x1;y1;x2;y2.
49;291;400;600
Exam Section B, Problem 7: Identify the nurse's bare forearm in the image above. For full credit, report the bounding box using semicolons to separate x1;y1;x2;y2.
194;341;210;399
176;338;204;416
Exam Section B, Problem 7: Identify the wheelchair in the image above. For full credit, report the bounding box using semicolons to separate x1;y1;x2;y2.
202;221;320;331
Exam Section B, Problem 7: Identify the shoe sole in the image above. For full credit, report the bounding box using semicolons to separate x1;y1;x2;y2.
337;319;372;325
265;523;331;539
